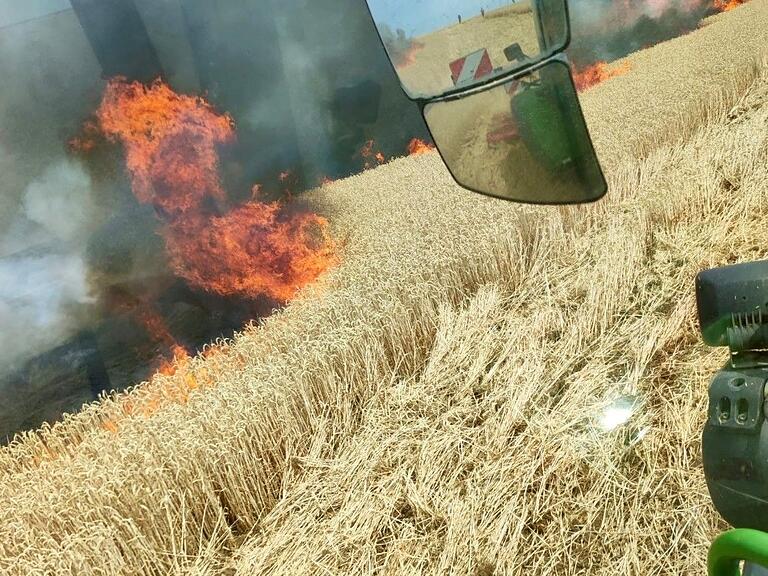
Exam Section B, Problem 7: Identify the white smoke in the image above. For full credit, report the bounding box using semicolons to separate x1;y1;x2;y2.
0;253;91;370
22;158;96;244
567;0;714;66
571;0;703;28
0;159;97;374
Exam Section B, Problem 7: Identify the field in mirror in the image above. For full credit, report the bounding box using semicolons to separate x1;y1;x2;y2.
424;60;606;204
367;0;568;99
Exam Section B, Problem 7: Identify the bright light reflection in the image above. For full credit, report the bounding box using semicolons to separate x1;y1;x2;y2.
598;395;638;432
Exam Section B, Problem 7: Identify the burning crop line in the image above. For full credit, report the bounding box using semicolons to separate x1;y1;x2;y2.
104;287;193;375
99;343;239;435
394;39;425;70
68;77;339;434
359;139;387;169
715;0;747;11
569;0;750;92
94;77;337;304
125;298;191;375
573;61;632;92
355;137;435;172
406;138;435;155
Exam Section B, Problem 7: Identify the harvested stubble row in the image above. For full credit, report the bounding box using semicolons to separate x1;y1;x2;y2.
2;2;768;575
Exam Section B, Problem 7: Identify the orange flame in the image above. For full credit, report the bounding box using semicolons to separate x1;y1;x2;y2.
395;41;425;70
163;207;335;302
96;79;233;218
134;306;179;351
406;138;435;155
95;78;336;302
359;139;387;169
99;342;228;435
714;0;745;10
572;61;632;92
157;345;191;377
108;291;191;375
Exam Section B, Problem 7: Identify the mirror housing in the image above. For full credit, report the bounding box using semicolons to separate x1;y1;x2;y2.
363;0;607;206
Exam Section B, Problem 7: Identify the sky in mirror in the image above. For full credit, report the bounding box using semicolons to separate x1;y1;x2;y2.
367;0;516;36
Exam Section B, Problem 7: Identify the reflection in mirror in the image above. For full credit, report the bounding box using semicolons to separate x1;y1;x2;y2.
424;59;606;204
367;0;568;99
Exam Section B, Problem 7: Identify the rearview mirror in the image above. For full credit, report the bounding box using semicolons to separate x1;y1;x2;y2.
424;59;606;204
363;0;605;205
366;0;570;99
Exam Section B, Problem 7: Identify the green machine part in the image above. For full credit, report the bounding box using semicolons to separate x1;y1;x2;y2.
709;529;768;576
511;77;575;170
510;62;599;183
512;0;566;161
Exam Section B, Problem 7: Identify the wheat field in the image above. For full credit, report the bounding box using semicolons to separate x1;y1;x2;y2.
2;2;768;574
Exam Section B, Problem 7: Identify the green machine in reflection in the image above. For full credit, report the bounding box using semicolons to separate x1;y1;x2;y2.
491;0;605;201
498;62;605;201
506;0;603;191
412;0;608;204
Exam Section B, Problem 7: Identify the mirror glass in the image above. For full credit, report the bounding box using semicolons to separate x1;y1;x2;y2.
424;59;606;204
366;0;568;99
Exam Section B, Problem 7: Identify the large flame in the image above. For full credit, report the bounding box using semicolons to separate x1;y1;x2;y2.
97;79;233;218
573;61;632;92
164;202;335;302
95;78;336;302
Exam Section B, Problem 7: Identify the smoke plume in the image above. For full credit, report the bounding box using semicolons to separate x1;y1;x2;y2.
378;24;425;69
0;159;96;374
568;0;715;66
